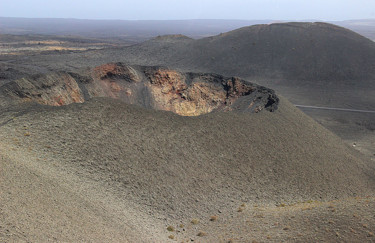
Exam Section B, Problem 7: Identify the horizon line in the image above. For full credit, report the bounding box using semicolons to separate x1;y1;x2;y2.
1;16;375;22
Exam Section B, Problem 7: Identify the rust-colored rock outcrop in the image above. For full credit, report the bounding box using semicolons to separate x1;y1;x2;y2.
94;63;140;82
144;69;229;116
142;67;278;115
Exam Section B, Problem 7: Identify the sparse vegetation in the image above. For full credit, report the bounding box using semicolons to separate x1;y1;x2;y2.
210;215;218;221
191;219;199;225
167;226;175;232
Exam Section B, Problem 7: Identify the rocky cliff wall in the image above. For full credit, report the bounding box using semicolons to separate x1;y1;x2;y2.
0;63;279;116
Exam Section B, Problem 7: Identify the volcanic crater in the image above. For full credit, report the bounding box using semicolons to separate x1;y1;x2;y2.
1;63;279;116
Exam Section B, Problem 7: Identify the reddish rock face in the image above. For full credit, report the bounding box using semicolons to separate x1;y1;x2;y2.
1;63;278;115
144;69;228;116
142;67;278;115
94;63;140;82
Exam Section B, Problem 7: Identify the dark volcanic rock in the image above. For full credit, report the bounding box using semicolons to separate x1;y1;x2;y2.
0;63;278;116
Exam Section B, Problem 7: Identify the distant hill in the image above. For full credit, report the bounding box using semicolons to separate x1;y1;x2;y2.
0;17;274;40
120;22;375;83
1;17;374;41
332;19;375;41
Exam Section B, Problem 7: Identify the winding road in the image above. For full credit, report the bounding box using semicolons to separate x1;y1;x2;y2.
295;105;375;114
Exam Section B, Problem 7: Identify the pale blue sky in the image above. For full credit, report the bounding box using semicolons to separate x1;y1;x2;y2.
1;0;374;20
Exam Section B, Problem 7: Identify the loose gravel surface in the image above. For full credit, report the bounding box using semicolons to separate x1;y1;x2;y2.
1;97;375;242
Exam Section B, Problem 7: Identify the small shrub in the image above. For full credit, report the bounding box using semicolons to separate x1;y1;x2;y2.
168;234;174;239
197;231;207;237
167;226;175;232
191;219;199;225
210;215;218;221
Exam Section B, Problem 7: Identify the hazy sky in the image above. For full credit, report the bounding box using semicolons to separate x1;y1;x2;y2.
1;0;374;21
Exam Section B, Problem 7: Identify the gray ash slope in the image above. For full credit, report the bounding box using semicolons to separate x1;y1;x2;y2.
1;97;375;222
2;96;375;242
